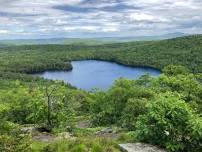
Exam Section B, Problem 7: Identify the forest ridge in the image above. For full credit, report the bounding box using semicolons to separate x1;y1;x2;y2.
0;34;202;77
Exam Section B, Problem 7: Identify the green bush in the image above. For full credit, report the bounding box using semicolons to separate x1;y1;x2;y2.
91;78;155;126
135;93;202;152
120;98;147;130
0;121;31;152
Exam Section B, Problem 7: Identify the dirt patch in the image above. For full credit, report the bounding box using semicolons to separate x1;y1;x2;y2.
33;133;56;142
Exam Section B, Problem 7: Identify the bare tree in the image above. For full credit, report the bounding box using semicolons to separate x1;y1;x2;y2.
45;85;57;128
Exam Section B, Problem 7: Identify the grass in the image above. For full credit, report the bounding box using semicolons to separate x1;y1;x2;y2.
31;141;48;152
31;136;123;152
30;125;135;152
40;137;121;152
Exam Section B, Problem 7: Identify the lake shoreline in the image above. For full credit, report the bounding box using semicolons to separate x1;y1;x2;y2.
71;59;162;72
31;59;161;75
34;60;160;91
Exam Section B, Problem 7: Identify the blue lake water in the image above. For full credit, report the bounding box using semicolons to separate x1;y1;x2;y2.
36;60;160;91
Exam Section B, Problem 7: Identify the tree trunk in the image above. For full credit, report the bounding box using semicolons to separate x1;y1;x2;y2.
47;95;52;127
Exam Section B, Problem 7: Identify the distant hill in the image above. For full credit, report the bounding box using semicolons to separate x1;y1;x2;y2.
0;32;188;46
106;32;187;42
0;38;115;46
0;38;68;45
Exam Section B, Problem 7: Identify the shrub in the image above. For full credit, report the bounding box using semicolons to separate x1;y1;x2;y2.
0;121;31;152
135;93;202;152
91;78;155;126
120;98;147;130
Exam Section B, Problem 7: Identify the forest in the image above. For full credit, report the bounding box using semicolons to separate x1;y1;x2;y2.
0;35;202;152
0;34;202;75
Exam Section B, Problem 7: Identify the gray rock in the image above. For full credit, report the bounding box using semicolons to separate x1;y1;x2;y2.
96;127;113;135
33;133;56;142
21;127;37;133
119;143;166;152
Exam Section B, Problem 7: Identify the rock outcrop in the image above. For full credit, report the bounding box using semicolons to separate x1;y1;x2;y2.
119;143;166;152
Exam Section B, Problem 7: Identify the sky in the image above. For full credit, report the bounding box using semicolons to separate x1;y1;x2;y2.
0;0;202;39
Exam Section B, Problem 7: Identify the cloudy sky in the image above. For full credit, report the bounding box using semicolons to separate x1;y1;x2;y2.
0;0;202;39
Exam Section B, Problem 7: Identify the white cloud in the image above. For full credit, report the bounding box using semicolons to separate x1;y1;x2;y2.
0;0;202;38
102;27;119;32
128;13;168;23
129;13;154;21
0;30;10;34
64;26;99;31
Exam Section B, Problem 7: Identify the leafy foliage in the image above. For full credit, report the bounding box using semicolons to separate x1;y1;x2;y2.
0;121;31;152
135;94;202;152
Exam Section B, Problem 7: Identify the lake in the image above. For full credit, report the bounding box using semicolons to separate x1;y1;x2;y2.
35;60;160;91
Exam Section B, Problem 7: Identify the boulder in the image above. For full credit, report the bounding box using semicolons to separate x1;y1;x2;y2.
119;143;166;152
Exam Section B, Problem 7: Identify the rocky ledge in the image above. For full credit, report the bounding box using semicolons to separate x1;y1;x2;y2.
119;143;166;152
